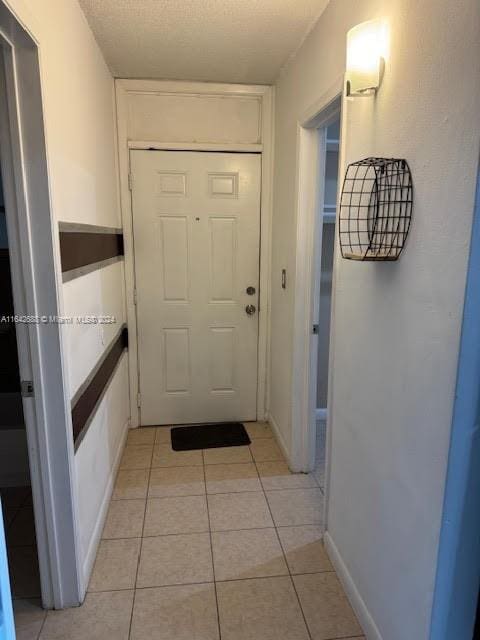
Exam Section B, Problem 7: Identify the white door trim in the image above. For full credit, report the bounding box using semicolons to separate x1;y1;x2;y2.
0;11;81;608
290;123;324;473
290;77;344;517
115;80;274;426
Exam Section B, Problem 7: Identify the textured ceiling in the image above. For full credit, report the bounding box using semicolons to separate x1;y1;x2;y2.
79;0;329;84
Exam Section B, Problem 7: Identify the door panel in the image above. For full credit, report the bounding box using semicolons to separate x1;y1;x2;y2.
131;150;261;425
159;216;189;301
210;217;236;301
163;328;191;393
210;327;235;391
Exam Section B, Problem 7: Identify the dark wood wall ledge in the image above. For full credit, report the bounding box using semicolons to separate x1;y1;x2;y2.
72;325;128;450
59;222;124;282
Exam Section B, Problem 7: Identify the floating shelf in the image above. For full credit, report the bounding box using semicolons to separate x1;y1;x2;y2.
339;157;413;261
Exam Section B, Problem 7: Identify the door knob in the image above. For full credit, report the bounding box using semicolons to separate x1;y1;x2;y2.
246;286;256;295
245;304;256;316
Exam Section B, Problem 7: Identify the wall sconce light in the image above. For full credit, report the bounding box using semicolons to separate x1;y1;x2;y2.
346;19;388;97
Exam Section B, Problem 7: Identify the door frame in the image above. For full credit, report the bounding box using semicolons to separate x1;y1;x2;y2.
290;76;344;500
0;2;81;608
429;163;480;639
115;80;274;426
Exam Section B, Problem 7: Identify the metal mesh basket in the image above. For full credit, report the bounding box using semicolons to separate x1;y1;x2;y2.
339;158;413;261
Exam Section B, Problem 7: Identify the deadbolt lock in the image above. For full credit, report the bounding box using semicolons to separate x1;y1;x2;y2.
246;286;256;295
245;304;256;316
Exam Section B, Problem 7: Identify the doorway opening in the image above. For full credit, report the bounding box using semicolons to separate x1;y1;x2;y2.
0;171;41;603
290;83;342;491
314;117;340;489
429;165;480;640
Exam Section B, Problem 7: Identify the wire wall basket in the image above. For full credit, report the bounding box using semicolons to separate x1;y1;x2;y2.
339;157;413;261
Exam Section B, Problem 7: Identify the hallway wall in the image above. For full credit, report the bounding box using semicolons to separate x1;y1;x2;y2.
6;0;129;591
270;0;480;638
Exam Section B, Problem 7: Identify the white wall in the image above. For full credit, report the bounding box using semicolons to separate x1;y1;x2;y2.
6;0;129;592
75;354;129;581
270;0;480;638
62;261;126;398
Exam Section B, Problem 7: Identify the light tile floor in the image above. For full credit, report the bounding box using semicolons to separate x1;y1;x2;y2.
14;422;365;640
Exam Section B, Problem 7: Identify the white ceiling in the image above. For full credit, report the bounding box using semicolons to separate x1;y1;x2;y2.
79;0;329;84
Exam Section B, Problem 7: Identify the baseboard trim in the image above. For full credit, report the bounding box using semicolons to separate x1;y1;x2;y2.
81;417;129;593
267;412;292;468
324;531;383;640
268;412;307;473
316;408;327;421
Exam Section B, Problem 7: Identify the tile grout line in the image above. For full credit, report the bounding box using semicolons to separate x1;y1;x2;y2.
127;435;155;640
87;569;338;594
39;429;343;639
118;455;299;473
36;605;48;640
258;430;348;639
99;519;332;541
100;430;330;638
253;455;314;640
36;428;329;639
202;448;223;640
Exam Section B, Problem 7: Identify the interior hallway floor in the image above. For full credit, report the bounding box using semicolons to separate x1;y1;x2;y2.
13;421;364;640
0;484;44;640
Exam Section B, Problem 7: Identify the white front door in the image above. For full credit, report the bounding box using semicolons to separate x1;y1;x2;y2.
131;150;261;425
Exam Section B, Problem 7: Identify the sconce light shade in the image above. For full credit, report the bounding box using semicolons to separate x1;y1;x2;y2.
346;19;387;96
